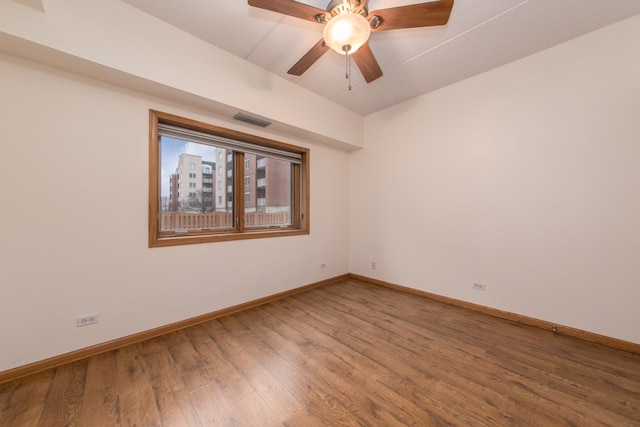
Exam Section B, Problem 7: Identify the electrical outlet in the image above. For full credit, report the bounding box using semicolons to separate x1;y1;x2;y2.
371;261;377;270
77;314;99;327
320;263;327;269
472;283;486;291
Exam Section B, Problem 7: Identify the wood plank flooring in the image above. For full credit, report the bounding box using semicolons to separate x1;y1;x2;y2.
1;278;639;426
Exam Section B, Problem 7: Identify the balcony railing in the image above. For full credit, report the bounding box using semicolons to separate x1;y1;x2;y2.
160;210;290;230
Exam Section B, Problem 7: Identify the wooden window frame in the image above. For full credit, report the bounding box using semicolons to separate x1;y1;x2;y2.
149;110;309;247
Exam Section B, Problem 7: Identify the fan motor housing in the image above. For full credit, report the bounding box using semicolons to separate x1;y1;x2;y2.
326;0;368;17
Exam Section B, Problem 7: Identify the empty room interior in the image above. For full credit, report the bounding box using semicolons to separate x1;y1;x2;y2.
1;0;639;425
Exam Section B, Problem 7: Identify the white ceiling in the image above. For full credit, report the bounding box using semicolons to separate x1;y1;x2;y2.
120;0;640;115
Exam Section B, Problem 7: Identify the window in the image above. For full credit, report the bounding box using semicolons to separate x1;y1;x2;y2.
149;110;309;247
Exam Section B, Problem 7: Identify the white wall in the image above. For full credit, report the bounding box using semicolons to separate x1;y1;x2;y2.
350;16;640;344
0;53;350;371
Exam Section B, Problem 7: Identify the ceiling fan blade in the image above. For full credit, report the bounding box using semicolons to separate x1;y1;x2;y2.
288;39;330;76
248;0;328;23
369;0;454;32
352;43;383;83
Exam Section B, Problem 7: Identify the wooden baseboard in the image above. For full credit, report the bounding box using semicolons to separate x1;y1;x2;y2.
0;274;350;385
349;273;640;356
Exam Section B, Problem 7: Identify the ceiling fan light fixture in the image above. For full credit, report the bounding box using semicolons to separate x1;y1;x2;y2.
323;12;371;55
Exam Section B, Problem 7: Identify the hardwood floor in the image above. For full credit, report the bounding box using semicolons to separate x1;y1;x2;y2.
1;278;639;426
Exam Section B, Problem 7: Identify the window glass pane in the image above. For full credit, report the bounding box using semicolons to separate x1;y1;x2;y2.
159;136;234;232
243;155;292;228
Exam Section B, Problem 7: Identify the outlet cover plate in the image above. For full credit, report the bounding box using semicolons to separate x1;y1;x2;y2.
77;314;99;327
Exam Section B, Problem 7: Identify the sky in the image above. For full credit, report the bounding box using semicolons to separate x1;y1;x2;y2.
160;136;217;196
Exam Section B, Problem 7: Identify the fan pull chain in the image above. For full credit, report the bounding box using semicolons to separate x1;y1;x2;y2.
343;44;353;91
347;53;352;91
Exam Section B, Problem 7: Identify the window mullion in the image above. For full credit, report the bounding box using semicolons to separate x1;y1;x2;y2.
235;152;245;232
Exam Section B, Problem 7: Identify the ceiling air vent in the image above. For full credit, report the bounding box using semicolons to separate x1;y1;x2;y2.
233;112;272;128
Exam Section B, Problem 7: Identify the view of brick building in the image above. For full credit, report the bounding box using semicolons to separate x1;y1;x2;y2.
243;153;291;214
170;150;291;217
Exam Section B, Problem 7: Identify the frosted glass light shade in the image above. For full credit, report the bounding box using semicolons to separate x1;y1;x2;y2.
323;12;371;55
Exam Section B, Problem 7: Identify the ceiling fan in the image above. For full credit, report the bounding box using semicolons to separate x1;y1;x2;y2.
247;0;454;85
